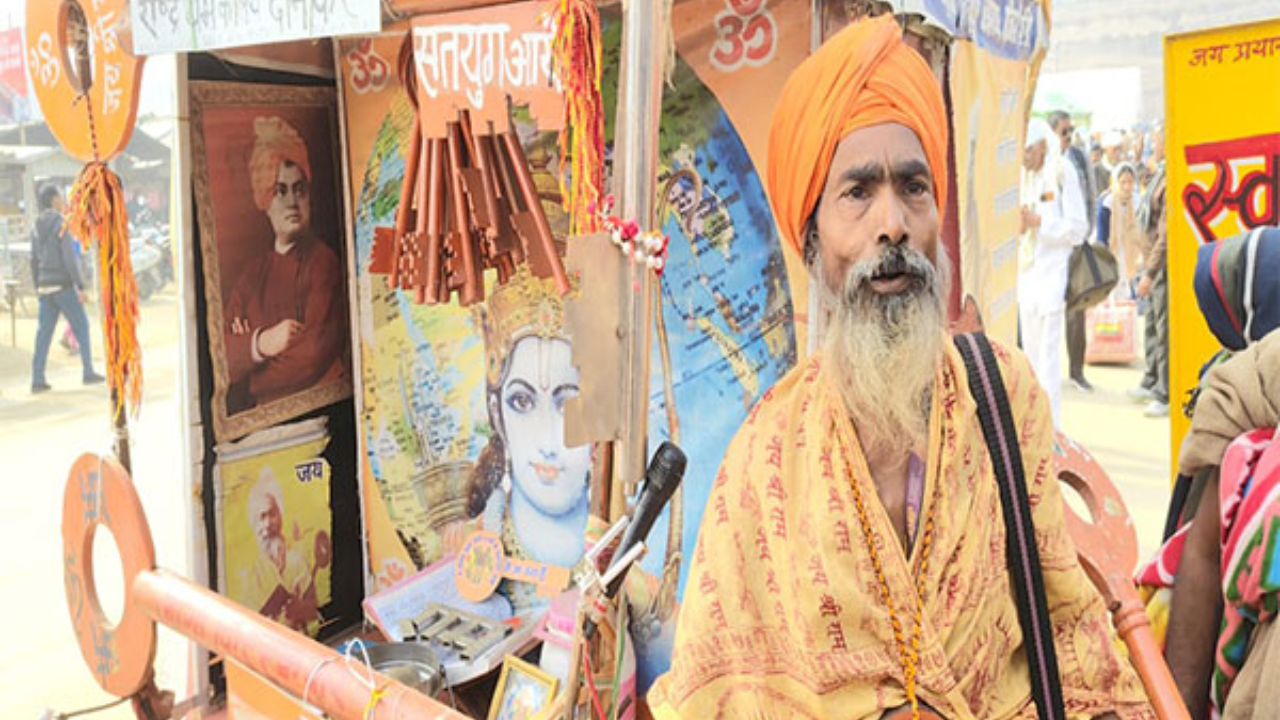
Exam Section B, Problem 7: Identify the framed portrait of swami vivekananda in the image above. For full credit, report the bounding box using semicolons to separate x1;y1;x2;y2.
191;82;352;442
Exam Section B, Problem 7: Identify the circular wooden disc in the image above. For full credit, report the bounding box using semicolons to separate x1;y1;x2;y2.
62;453;157;697
25;0;145;162
1053;430;1139;604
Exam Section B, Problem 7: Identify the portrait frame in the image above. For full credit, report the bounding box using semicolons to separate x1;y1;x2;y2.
487;655;559;720
190;80;352;442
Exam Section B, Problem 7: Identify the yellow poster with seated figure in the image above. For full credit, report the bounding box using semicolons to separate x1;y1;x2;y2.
1165;19;1280;472
217;417;334;636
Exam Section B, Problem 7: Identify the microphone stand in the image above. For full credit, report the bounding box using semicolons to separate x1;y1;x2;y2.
547;516;646;720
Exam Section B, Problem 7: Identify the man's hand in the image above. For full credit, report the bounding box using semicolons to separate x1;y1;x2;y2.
1020;207;1042;233
257;319;302;358
78;289;91;306
1137;274;1153;298
229;317;250;336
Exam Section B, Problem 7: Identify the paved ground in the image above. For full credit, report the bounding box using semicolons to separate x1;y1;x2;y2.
0;287;194;720
1059;352;1173;562
0;288;1176;718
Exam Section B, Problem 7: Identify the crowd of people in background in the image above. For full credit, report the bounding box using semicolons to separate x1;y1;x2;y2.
1024;110;1280;720
1021;110;1169;423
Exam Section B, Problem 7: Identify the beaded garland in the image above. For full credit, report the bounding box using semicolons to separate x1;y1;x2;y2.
836;421;940;720
592;193;670;273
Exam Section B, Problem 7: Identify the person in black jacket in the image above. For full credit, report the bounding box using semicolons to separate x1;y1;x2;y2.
30;184;103;393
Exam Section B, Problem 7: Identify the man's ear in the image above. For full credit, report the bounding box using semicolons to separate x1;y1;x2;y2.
803;212;820;268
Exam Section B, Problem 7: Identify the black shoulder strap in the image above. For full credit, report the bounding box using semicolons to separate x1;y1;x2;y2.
953;332;1066;720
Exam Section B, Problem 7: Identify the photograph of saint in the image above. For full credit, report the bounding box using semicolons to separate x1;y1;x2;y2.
242;466;332;630
218;418;334;636
224;116;346;413
463;270;594;614
192;82;351;442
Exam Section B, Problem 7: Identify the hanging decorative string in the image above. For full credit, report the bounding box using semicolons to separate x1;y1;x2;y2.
546;0;605;236
595;193;668;273
65;107;143;420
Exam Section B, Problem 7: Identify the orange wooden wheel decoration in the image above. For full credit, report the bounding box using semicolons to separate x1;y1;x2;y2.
62;453;157;697
1053;430;1192;720
1052;430;1140;596
25;0;145;162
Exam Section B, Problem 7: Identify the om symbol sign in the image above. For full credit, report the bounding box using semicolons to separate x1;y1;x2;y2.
345;38;391;95
709;0;777;73
28;31;60;88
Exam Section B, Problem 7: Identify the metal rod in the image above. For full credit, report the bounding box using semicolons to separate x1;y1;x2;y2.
610;0;666;510
132;569;469;720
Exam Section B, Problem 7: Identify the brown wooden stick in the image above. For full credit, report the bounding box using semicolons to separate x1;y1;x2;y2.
447;122;482;305
483;130;524;266
424;137;445;304
390;116;422;289
591;441;614;521
501;130;570;294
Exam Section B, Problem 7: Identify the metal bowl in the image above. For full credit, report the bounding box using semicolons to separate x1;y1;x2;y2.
365;642;444;697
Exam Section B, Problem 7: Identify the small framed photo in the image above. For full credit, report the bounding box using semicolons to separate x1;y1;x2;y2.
488;655;559;720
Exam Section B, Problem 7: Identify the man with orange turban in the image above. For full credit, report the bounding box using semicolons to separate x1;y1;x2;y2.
648;16;1152;720
224;116;347;412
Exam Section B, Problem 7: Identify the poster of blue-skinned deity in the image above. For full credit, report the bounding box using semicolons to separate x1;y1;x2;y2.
340;2;593;619
340;0;811;691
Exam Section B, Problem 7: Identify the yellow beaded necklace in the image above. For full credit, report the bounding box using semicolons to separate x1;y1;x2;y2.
838;427;940;720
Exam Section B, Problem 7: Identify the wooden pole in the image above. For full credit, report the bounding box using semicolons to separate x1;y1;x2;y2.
610;0;666;512
132;569;470;720
112;387;132;474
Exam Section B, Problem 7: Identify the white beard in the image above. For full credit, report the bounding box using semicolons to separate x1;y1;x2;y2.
259;534;287;571
815;245;951;460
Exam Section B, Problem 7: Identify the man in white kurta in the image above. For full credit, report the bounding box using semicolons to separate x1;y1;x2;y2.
1018;119;1088;426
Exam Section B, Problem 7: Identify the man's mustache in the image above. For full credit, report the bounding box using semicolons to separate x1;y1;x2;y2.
843;245;936;297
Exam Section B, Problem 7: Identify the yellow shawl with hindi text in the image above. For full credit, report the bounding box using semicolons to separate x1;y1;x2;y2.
648;339;1152;720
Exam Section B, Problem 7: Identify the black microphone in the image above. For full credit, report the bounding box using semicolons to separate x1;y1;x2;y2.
602;441;687;599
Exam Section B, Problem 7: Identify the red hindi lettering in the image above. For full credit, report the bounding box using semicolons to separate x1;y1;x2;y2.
827;620;848;652
834;520;853;554
770;506;787;539
766;474;787;501
818;593;843;619
755;527;772;561
809;555;829;586
1183;132;1280;242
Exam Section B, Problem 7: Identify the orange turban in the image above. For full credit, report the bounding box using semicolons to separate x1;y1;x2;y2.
766;15;949;258
249;116;311;212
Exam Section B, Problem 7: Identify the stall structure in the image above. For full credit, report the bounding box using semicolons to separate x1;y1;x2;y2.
33;1;1200;720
